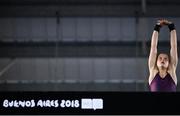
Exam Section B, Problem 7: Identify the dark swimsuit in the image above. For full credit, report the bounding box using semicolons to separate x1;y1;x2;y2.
149;73;176;92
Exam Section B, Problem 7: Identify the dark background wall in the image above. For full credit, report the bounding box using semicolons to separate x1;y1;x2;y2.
0;0;180;91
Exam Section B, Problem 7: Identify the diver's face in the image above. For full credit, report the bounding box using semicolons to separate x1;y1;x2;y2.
157;53;169;69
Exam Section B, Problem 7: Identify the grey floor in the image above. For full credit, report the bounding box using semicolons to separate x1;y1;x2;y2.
1;82;180;91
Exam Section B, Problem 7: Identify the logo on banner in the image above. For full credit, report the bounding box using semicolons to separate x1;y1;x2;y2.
81;98;103;110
